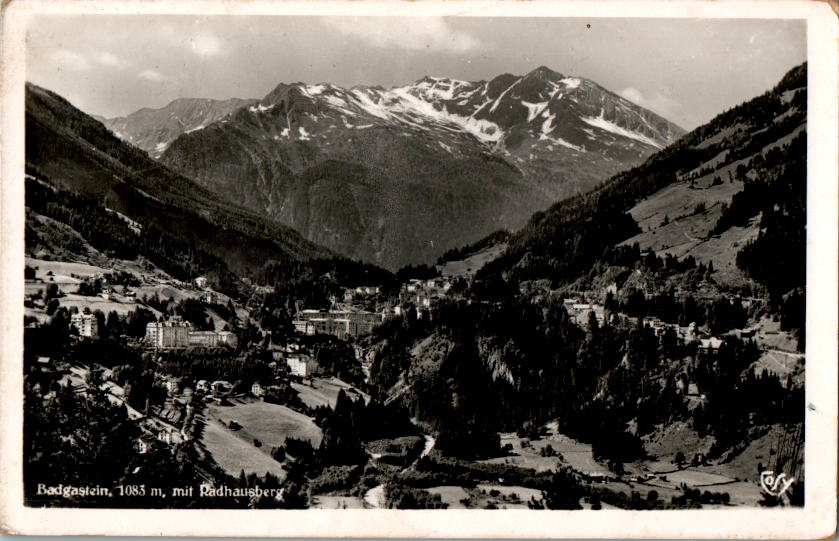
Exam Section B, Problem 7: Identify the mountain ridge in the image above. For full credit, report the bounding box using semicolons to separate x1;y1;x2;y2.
99;96;258;158
154;66;685;270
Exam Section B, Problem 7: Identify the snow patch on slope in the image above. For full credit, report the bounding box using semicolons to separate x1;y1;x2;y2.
390;87;504;144
581;110;663;149
522;101;549;123
249;104;276;114
412;77;471;101
551;137;585;152
490;78;522;113
351;89;392;120
541;111;556;135
305;84;328;95
185;124;207;134
560;78;581;89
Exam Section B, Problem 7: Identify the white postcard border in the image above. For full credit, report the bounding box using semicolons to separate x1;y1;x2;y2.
1;1;836;538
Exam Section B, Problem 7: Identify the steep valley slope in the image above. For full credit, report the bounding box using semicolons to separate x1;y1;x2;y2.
25;83;331;293
363;63;806;471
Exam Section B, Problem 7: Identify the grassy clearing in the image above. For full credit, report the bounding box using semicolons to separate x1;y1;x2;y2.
292;377;369;409
27;258;108;283
424;486;470;509
133;285;202;304
626;179;742;236
643;420;714;461
708;423;802;485
24;307;50;324
662;469;734;486
754;350;803;381
467;485;532;509
207;398;323;449
477;484;541;502
479;454;559;473
489;431;610;476
709;481;762;506
754;317;799;352
618;177;758;286
546;433;611;476
439;243;507;279
199;418;286;478
58;293;160;317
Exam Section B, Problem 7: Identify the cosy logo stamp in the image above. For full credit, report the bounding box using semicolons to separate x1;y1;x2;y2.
760;471;796;499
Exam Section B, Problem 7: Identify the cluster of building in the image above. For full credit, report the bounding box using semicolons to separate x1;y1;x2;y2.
639;316;726;354
144;316;238;349
563;298;730;356
379;277;454;320
342;286;381;301
292;309;380;340
293;278;456;339
405;277;452;295
195;379;233;396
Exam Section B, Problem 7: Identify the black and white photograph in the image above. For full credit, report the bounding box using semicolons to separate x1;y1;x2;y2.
1;0;836;537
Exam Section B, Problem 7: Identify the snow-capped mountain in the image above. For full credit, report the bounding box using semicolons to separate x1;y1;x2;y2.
99;97;257;158
152;66;685;270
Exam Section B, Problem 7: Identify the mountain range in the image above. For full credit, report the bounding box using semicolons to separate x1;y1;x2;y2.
101;66;684;270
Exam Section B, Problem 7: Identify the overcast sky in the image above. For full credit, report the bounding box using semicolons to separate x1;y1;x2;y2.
26;16;805;129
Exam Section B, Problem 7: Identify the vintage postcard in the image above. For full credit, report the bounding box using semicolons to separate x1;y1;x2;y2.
1;0;836;537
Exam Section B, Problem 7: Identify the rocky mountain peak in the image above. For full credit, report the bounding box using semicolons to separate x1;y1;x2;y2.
525;65;565;81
